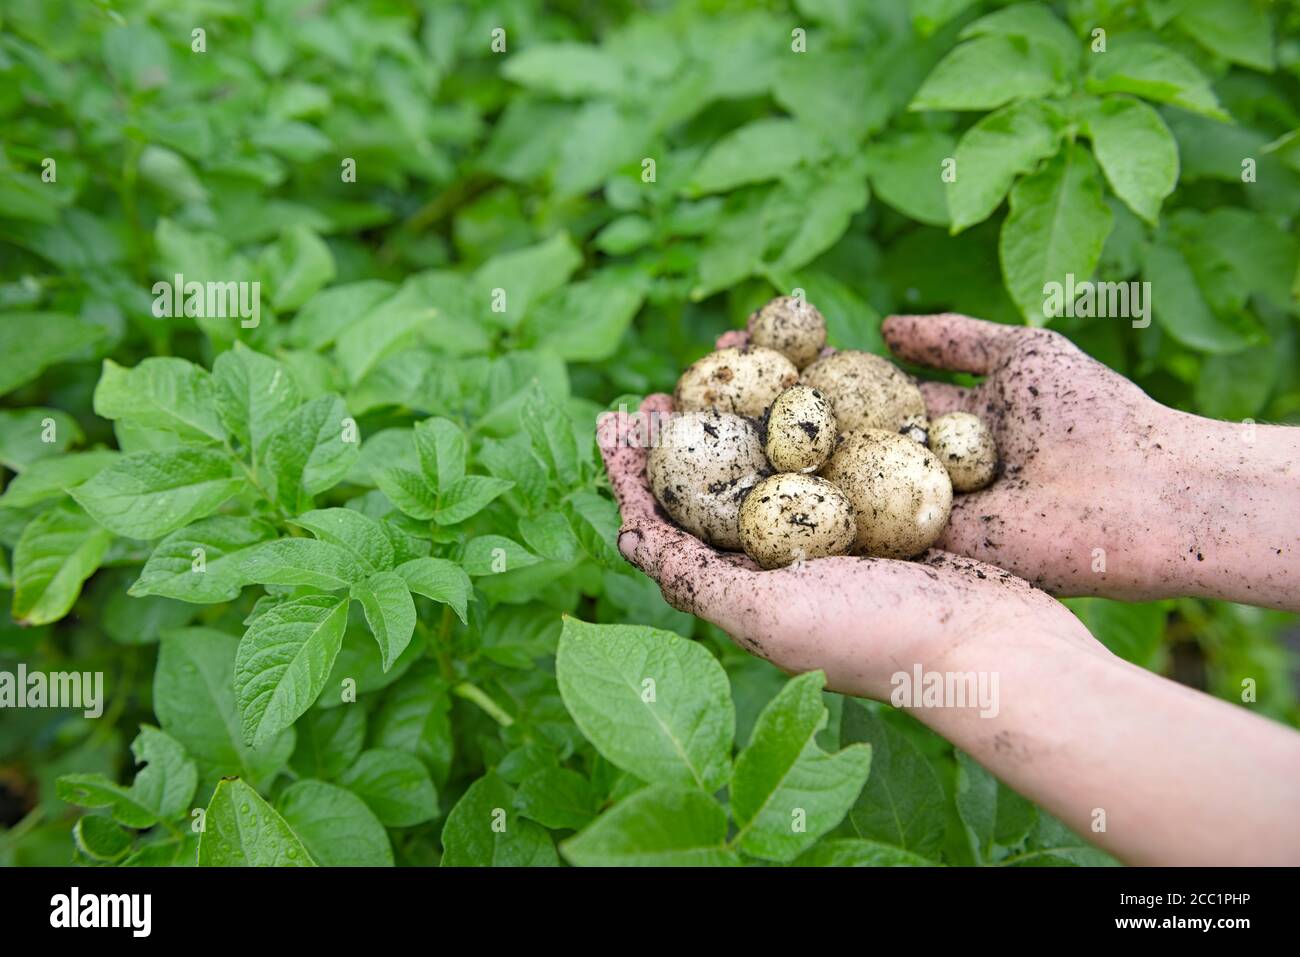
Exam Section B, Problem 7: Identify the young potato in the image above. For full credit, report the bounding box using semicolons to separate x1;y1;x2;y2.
821;428;953;558
647;410;770;550
675;346;799;417
764;385;837;473
739;473;856;569
747;296;827;369
929;411;998;492
801;350;927;434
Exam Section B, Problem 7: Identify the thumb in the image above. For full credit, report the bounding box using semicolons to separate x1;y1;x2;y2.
883;313;1015;375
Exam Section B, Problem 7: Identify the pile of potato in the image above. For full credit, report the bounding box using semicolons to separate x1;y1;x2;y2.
647;296;998;569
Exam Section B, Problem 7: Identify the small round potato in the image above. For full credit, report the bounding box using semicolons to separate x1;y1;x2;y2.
739;473;856;569
747;296;828;369
821;428;953;558
801;351;927;434
647;411;770;550
928;412;998;492
674;346;799;418
764;385;837;473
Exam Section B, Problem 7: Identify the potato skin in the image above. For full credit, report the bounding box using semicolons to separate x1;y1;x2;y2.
764;385;837;473
928;412;998;492
747;296;827;369
674;346;799;417
821;428;953;558
801;351;927;434
739;473;856;569
647;411;770;549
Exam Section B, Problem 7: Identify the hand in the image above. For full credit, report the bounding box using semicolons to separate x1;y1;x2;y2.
597;393;1103;703
883;313;1300;610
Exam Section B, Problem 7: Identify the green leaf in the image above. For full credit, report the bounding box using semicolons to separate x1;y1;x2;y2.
526;275;646;363
263;394;360;510
57;726;197;829
131;516;276;603
521;385;579;489
1143;239;1254;353
515;767;598;831
953;749;1037;860
731;671;873;862
73;817;134;863
911;35;1062;112
867;130;955;227
198;778;315;866
370;667;454;786
960;2;1080;71
1083;97;1178;224
1194;348;1277;420
562;785;737;866
947;100;1065;233
434;475;514;526
0;312;105;395
1175;0;1274;72
1085;41;1227;121
70;447;242;540
261;224;336;312
235;594;349;747
686;119;825;196
290;705;366;781
93;357;226;443
290;279;395;350
0;408;85;471
842;703;947;859
395;557;472;624
413;417;466;494
502;43;628;99
213;343;301;459
0;450;119;509
791;837;937;867
374;466;439;520
338;748;437;826
290;507;394;573
277;780;392;866
350;571;416;670
1065;598;1168;667
12;503;111;625
236;538;371;591
767;168;870;272
518;512;580;563
563;490;622;568
154;628;295;788
999;143;1113;325
472;232;582;330
556;619;734;794
440;772;559;867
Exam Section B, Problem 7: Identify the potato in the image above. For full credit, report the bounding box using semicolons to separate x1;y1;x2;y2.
801;351;927;434
647;410;770;549
764;385;837;473
747;296;827;369
675;346;799;417
739;473;856;569
821;428;953;558
928;412;998;492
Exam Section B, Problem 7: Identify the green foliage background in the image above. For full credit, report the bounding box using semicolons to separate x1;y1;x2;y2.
0;0;1297;866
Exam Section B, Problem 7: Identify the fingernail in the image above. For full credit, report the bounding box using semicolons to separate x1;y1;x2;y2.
617;527;643;564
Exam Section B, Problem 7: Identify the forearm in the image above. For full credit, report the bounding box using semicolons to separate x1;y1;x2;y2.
914;619;1300;865
1151;412;1300;611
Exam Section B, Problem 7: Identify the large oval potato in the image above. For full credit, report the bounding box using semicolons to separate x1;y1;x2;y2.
801;350;927;434
675;346;799;417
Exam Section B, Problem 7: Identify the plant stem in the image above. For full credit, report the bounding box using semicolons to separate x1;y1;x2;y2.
453;681;513;727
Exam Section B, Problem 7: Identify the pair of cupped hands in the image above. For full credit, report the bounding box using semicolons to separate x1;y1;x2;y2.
598;313;1200;700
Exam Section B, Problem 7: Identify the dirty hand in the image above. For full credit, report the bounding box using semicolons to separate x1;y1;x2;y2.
882;313;1300;610
596;393;1102;702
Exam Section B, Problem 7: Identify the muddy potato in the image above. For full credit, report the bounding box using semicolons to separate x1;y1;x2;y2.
929;412;998;492
647;410;769;549
801;351;927;434
764;385;837;473
747;296;827;369
821;428;953;558
674;346;799;417
739;473;856;569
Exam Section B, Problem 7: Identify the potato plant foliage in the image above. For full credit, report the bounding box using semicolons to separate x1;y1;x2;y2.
1;0;1298;867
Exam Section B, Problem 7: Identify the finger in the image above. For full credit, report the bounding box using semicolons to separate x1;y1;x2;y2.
882;313;1015;375
919;381;974;418
617;521;761;625
597;394;673;524
715;329;749;349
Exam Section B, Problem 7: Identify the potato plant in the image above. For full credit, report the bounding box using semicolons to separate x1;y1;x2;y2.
1;0;1297;867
